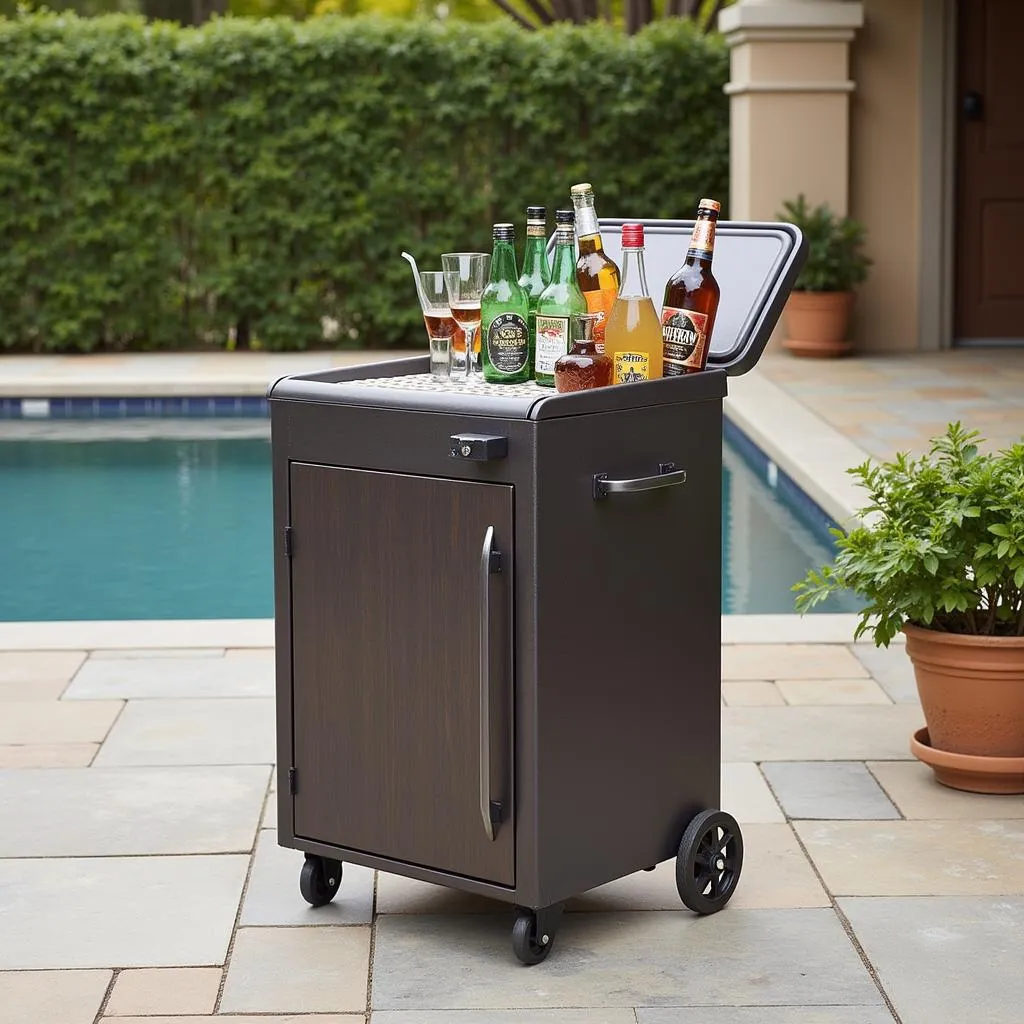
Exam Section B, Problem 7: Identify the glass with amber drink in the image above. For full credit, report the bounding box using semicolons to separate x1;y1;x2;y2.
442;252;489;381
417;271;462;380
554;312;611;393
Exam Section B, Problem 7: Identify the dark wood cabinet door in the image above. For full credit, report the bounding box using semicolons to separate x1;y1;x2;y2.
956;0;1024;341
288;463;515;887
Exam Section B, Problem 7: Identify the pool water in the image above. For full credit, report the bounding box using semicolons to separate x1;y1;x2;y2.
1;429;856;621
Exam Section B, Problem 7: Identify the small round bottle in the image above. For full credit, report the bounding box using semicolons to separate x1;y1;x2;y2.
554;312;612;393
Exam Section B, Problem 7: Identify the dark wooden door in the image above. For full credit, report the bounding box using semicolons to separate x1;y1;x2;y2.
956;0;1024;342
288;463;515;886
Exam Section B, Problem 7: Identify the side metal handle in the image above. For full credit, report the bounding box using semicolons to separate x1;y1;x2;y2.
479;525;502;841
593;462;687;500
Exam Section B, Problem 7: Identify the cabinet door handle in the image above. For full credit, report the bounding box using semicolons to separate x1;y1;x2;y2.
593;462;687;499
479;525;503;842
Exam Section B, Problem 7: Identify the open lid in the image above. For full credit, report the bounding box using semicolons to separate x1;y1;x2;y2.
553;219;806;376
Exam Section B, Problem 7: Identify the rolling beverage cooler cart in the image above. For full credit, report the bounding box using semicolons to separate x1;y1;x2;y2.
268;218;807;965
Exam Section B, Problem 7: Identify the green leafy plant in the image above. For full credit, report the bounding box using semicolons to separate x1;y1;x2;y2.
777;194;871;293
0;12;728;353
794;423;1024;647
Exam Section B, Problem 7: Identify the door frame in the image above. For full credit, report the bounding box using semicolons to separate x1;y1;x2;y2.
917;0;958;352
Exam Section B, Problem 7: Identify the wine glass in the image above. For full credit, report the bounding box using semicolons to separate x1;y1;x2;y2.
441;252;489;381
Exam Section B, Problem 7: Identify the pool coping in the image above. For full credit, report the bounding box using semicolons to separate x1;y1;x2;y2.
0;613;885;651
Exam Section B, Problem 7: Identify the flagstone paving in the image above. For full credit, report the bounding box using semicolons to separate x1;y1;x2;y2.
1;637;1022;1023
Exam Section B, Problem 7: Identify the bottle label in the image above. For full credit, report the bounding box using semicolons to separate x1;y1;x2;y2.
486;312;529;375
687;218;716;260
613;351;650;384
535;315;569;375
661;306;710;375
584;287;618;352
527;223;546;238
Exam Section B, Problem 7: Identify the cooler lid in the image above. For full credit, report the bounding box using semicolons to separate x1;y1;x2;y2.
561;219;806;376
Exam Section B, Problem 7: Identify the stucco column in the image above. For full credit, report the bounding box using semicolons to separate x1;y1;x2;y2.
719;0;865;221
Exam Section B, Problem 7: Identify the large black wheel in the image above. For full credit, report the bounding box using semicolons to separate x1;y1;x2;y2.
676;809;743;915
299;854;343;907
511;909;554;965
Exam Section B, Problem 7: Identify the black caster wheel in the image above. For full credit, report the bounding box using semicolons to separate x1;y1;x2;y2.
676;809;743;915
299;854;343;907
512;908;555;965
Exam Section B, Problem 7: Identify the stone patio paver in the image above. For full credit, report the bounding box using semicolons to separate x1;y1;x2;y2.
0;650;85;687
89;648;226;659
867;761;1024;819
0;969;112;1024
0;742;97;767
759;347;1024;459
722;644;869;681
0;699;122;745
262;788;278;827
219;927;371;1014
850;643;920;703
0;630;1019;1020
103;1018;360;1023
775;677;890;705
796;820;1024;895
721;681;785;706
242;829;374;926
0;765;268;857
370;910;882;1010
373;1013;638;1023
723;705;923;761
637;1009;895;1024
839;896;1024;1024
105;968;221;1016
761;762;900;820
93;697;274;766
65;656;274;700
0;855;248;968
721;762;786;822
0;677;70;700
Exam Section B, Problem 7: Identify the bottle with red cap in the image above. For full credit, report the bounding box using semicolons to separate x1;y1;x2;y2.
603;222;663;384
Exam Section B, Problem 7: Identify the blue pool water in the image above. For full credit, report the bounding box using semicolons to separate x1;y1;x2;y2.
1;427;856;621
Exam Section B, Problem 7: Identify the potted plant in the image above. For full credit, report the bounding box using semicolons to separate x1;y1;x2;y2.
776;194;871;357
794;423;1024;794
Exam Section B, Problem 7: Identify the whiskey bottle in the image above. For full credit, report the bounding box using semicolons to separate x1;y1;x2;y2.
661;198;722;375
570;183;620;354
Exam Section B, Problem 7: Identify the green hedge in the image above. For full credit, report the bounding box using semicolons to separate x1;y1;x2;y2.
0;13;728;352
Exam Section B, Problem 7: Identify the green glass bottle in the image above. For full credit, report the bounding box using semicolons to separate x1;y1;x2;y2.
518;205;551;358
481;222;531;384
534;210;586;387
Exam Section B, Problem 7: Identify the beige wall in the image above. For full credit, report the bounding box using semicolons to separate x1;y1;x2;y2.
848;0;924;352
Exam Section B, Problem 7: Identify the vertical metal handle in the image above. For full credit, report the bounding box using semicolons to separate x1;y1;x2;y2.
479;525;502;841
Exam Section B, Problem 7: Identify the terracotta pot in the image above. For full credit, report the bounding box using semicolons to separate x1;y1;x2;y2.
781;291;855;357
903;623;1024;794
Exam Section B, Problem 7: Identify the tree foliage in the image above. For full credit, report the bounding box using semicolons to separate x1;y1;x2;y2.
0;12;728;352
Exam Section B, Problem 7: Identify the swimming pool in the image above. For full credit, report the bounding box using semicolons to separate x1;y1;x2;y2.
1;423;856;621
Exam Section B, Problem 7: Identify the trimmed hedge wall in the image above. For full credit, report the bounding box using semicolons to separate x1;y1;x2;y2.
0;13;728;352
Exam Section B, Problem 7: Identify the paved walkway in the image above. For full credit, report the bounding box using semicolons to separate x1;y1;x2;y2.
759;345;1024;458
2;626;1022;1024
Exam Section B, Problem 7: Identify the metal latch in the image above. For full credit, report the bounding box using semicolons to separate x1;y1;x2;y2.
450;433;508;461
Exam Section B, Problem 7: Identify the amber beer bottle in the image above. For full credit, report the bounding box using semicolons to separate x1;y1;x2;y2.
570;183;620;354
661;199;722;375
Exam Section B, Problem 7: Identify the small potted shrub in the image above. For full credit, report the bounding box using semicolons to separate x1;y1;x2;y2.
794;423;1024;794
777;194;871;357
